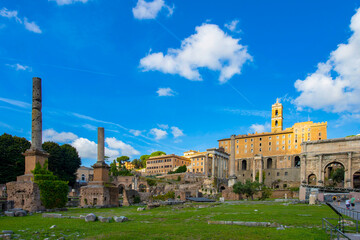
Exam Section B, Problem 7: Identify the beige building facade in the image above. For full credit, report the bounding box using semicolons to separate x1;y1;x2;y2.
146;154;191;174
76;166;94;183
218;100;328;188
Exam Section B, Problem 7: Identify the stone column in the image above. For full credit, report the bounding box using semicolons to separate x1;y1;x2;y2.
317;155;323;186
228;135;237;187
31;77;43;151
259;159;263;183
252;158;256;182
347;152;353;188
204;154;209;177
97;127;105;162
301;155;307;184
212;154;215;177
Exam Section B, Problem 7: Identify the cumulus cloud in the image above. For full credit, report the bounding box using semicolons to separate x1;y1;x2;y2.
249;123;270;133
157;87;176;96
43;129;78;143
71;137;119;160
140;23;252;83
6;63;31;71
49;0;88;5
0;8;41;33
225;19;241;33
150;128;167;140
132;0;173;20
105;137;140;156
294;8;360;113
171;126;184;138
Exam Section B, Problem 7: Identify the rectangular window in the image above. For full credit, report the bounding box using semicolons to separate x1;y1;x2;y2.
276;147;279;150
277;136;279;139
259;148;262;152
295;145;298;149
285;172;288;176
251;144;253;147
282;140;285;144
277;172;280;176
319;132;321;136
282;146;285;150
251;139;253;142
245;145;247;148
251;149;253;153
245;139;247;142
269;142;271;146
236;140;239;143
259;138;262;141
269;137;272;140
245;150;247;153
276;141;279;145
283;135;285;138
288;145;291;149
269;147;271;151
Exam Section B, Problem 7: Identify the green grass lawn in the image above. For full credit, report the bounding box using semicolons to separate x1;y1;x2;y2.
0;202;337;239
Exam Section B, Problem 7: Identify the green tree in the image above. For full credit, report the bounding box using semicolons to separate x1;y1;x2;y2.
140;154;150;168
42;142;81;186
233;180;261;200
0;133;31;184
168;165;187;174
331;168;345;183
116;156;130;165
150;151;166;157
109;160;119;176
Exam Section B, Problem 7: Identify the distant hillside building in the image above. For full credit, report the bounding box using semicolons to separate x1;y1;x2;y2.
218;99;327;188
116;161;135;170
146;154;191;175
76;166;94;183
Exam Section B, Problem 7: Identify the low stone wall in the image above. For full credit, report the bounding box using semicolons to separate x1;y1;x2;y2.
270;190;296;199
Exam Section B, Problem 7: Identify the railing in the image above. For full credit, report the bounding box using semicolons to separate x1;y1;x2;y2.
301;184;360;192
334;206;360;223
322;218;351;240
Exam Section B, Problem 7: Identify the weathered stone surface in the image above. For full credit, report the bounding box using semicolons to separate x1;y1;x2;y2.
42;213;63;218
50;225;56;229
147;203;160;209
0;234;11;239
15;210;27;217
113;216;128;222
2;231;13;234
98;216;111;223
4;211;14;217
79;215;86;219
85;213;97;222
137;207;145;211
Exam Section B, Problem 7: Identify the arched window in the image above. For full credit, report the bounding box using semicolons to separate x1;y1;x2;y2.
81;174;85;181
275;110;278;116
242;160;247;170
267;158;272;169
294;156;300;168
275;120;278;126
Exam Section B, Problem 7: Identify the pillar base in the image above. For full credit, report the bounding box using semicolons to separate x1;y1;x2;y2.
228;176;237;187
23;149;49;175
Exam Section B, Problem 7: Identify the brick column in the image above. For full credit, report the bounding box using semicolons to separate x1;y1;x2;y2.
252;158;256;182
212;154;215;177
347;152;353;188
259;159;263;183
317;155;323;186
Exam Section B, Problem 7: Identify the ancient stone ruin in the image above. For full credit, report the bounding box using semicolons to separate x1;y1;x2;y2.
80;127;118;207
6;77;48;212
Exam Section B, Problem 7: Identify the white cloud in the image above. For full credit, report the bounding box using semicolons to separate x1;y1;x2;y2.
6;63;31;71
294;8;360;113
0;8;41;34
83;124;97;131
43;129;78;143
249;123;270;133
129;129;143;136
0;8;21;23
156;87;176;96
225;19;241;33
0;97;30;108
132;0;173;20
23;18;42;34
105;137;140;156
171;126;184;138
71;137;119;160
157;124;169;129
49;0;88;5
140;23;252;83
150;128;167;140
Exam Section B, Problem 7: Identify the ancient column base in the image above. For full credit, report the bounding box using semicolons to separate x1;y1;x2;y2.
6;181;45;212
23;149;49;175
228;176;237;187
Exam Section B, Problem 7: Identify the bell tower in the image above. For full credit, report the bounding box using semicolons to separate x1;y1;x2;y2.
271;98;283;132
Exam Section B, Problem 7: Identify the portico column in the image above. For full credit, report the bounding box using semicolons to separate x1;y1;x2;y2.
228;135;237;187
317;155;323;186
212;154;215;177
259;159;263;183
205;154;209;177
347;152;353;188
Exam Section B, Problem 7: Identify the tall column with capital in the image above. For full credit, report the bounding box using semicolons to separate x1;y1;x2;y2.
204;154;209;177
259;159;263;183
92;127;110;183
252;159;256;182
228;135;237;187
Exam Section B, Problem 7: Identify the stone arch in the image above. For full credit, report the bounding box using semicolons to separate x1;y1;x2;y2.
242;160;247;170
118;184;125;195
128;184;132;190
138;184;146;192
294;156;300;168
353;171;360;189
219;186;226;192
267;158;272;169
324;161;345;187
308;174;317;185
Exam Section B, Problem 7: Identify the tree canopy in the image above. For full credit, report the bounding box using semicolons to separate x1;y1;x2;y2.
116;156;130;165
0;133;30;184
233;180;261;200
138;151;166;168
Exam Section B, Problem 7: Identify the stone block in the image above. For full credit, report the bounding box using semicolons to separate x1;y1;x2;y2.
137;207;145;211
85;213;97;222
114;216;128;222
98;216;111;223
4;211;14;217
14;210;27;217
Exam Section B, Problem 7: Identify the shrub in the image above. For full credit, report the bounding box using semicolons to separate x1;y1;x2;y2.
32;162;68;209
177;176;181;181
259;186;272;200
152;191;175;201
133;195;141;204
146;178;157;186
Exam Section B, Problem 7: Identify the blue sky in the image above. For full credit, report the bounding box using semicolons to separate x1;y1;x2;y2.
1;0;360;167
